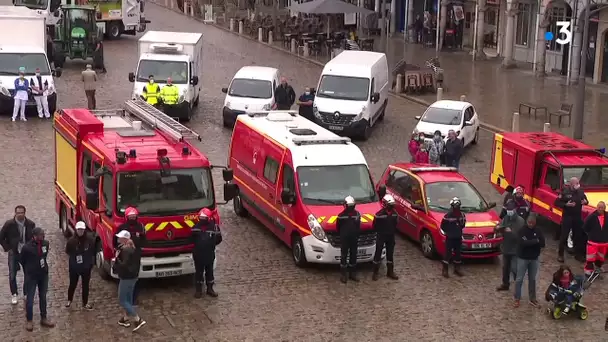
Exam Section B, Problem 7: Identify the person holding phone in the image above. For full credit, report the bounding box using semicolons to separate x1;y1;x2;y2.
555;177;588;263
495;200;525;291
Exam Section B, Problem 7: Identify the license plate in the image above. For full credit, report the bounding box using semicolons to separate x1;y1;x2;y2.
472;243;492;249
357;249;367;256
155;270;183;277
328;125;344;131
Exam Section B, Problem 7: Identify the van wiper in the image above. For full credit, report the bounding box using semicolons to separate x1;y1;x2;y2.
461;205;484;213
0;71;19;75
303;197;342;205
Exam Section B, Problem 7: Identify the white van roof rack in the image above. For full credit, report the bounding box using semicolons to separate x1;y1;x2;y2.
409;167;458;173
123;99;202;142
292;136;351;146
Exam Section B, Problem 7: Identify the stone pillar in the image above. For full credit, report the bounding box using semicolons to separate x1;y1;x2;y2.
258;27;263;41
238;20;244;34
535;13;550;77
439;0;448;50
268;31;273;45
502;0;518;68
229;18;235;31
570;29;583;84
475;0;487;60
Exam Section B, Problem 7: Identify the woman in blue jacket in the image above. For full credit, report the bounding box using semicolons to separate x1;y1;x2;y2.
13;67;29;121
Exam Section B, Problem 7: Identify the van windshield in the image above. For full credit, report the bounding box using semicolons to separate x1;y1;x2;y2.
116;168;214;216
136;60;188;84
316;75;370;101
0;53;50;76
562;166;608;187
297;164;377;205
228;79;272;99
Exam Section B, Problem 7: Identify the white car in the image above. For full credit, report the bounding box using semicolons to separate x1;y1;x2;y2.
413;100;480;147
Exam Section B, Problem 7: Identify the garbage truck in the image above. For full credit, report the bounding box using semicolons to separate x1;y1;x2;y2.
0;6;62;115
12;0;149;39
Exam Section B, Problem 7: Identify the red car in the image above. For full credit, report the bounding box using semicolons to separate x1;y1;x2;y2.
377;164;503;259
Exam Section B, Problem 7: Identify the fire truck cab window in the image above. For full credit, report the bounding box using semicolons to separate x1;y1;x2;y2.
101;172;114;216
116;168;214;215
544;166;560;190
81;153;92;183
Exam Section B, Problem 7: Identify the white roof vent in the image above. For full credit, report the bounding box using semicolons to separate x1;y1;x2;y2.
149;43;184;54
132;121;142;130
266;112;296;122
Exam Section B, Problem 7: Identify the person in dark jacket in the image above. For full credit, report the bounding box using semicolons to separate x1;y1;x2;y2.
372;194;399;281
65;221;95;310
513;214;545;308
337;195;361;283
499;186;531;220
192;208;223;298
443;130;463;169
296;87;315;121
0;205;36;304
20;227;55;331
113;230;146;332
115;206;146;304
274;77;296;110
554;177;588;263
441;197;466;277
582;201;608;278
495;200;525;291
93;39;107;73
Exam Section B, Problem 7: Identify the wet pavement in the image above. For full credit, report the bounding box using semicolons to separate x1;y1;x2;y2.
0;1;607;341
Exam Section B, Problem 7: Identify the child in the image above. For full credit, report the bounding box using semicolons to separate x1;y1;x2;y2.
415;143;430;163
408;133;420;162
545;265;583;314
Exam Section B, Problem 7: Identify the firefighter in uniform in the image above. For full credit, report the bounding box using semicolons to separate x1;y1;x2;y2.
142;75;160;107
372;194;399;281
336;196;361;283
191;208;222;298
555;177;588;263
582;201;608;279
159;77;179;110
441;197;466;278
114;207;146;304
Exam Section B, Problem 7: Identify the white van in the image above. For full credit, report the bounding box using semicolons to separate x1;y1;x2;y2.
221;66;279;128
312;51;389;140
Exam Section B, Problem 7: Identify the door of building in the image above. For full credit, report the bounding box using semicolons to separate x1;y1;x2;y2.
601;32;608;83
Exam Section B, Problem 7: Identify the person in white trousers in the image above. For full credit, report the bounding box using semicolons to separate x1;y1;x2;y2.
12;67;29;122
30;68;51;119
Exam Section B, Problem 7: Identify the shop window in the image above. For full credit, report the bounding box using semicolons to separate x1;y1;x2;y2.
516;3;531;46
546;5;569;52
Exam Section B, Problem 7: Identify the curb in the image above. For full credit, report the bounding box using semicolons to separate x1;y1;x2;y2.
153;1;505;134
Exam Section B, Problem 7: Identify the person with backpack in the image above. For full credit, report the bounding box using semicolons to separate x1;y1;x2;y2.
65;221;95;310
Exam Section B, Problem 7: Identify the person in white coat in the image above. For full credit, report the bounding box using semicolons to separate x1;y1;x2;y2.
30;68;51;119
12;67;29;122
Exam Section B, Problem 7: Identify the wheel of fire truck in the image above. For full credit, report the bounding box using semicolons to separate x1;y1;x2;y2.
420;229;438;259
59;205;71;238
233;194;249;217
106;21;123;40
291;234;308;267
95;240;113;280
472;128;479;145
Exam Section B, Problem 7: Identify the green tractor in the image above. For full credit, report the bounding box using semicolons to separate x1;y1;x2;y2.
53;5;104;69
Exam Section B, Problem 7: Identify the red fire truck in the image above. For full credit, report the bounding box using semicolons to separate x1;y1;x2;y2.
54;99;236;280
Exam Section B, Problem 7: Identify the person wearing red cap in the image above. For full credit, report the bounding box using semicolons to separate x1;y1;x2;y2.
30;67;51;119
191;208;222;298
115;207;146;304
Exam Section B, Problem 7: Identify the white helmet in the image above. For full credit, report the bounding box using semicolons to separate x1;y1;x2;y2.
450;197;461;208
344;195;355;207
75;221;86;230
382;194;396;207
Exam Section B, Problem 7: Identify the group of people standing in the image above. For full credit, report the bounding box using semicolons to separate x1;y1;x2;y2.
408;129;463;168
11;67;53;122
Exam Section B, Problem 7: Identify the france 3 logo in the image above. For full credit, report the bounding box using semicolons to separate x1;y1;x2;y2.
545;21;572;45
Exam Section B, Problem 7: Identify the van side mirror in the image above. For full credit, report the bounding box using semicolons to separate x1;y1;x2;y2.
128;72;135;82
221;87;228;94
377;185;387;198
223;183;238;202
53;68;62;77
191;76;199;86
487;202;496;209
222;168;234;182
281;189;296;205
415;116;421;120
371;92;380;103
464;120;472;127
50;0;61;12
85;176;99;189
85;188;99;210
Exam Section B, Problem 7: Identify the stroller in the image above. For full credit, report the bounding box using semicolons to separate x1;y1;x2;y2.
545;268;601;320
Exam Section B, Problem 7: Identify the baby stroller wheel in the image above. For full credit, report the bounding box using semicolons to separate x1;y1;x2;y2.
551;307;563;320
578;307;589;320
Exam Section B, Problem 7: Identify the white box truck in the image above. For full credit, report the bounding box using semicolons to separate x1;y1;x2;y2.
0;6;62;115
128;31;203;121
12;0;149;39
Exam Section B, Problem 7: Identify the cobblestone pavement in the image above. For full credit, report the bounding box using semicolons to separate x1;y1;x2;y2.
0;2;607;341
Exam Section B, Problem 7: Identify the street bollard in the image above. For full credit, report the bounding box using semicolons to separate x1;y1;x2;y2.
258;27;263;42
436;88;443;101
229;18;234;31
460;95;466;101
543;123;551;132
290;38;297;54
189;3;194;16
238;20;243;34
512;112;520;132
303;43;309;57
165;0;169;7
268;31;273;45
183;1;188;14
395;74;404;93
169;0;174;9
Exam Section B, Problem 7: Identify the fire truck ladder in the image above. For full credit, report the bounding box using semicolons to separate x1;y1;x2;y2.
124;99;202;142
